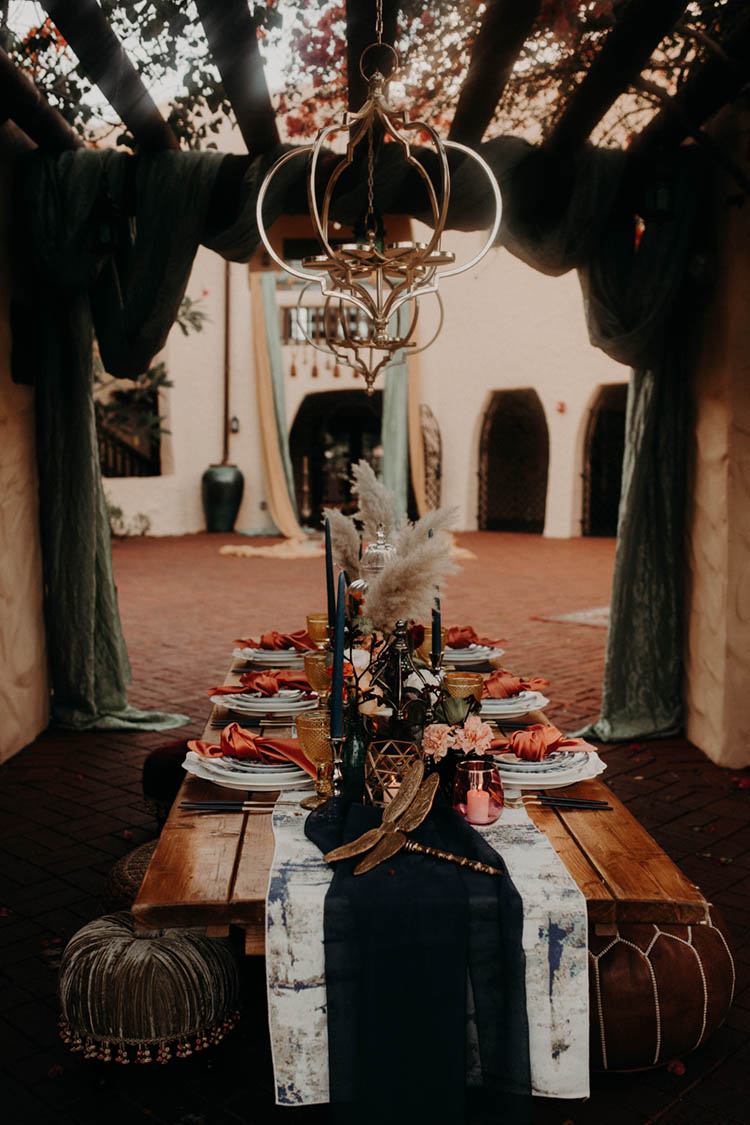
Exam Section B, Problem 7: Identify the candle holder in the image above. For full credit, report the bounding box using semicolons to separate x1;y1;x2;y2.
363;739;420;806
329;736;345;800
452;758;504;826
441;671;483;724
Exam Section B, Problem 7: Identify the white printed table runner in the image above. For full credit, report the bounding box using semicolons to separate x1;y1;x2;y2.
266;795;589;1105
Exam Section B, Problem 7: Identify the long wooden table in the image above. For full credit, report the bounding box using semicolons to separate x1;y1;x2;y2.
134;662;710;950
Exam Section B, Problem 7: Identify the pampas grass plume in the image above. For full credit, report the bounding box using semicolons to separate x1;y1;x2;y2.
365;531;457;633
323;507;361;580
351;459;396;540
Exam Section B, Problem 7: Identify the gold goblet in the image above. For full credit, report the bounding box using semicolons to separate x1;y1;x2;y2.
304;651;331;710
296;710;332;811
306;613;330;651
415;625;447;665
443;671;484;702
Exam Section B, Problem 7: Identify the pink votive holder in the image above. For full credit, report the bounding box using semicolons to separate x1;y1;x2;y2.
452;758;504;826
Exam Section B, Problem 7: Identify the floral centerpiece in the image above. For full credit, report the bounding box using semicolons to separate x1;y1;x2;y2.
323;460;471;802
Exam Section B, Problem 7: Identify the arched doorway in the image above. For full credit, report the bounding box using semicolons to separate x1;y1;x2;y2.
582;383;628;537
478;389;549;532
290;390;383;527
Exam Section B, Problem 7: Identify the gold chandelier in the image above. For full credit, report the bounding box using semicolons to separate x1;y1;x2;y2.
255;2;502;393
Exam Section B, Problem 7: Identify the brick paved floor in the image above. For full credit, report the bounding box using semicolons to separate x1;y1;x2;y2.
1;531;748;1124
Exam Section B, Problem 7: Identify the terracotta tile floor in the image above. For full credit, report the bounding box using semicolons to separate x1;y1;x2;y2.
1;531;748;1124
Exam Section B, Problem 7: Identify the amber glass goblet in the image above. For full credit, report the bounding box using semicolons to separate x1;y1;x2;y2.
304;651;331;710
443;672;483;701
306;613;330;651
296;710;332;811
415;625;447;666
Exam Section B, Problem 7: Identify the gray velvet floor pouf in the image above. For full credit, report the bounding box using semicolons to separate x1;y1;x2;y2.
59;912;241;1063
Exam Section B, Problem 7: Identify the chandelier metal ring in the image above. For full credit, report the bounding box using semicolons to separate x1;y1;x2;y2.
359;41;400;82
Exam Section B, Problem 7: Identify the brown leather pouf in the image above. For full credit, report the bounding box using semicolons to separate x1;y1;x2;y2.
589;906;735;1071
101;840;158;913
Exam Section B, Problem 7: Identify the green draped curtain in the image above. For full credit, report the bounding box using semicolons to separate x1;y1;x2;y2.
381;308;410;519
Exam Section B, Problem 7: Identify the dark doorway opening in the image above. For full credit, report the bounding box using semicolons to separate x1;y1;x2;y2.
478;389;549;533
582;383;628;537
290;390;382;527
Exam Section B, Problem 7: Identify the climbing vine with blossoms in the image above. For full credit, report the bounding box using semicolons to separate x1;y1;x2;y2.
1;1;741;150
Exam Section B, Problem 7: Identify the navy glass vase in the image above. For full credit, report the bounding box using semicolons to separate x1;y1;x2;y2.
201;464;244;533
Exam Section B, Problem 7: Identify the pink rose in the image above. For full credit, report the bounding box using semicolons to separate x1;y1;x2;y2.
454;714;494;755
422;723;456;761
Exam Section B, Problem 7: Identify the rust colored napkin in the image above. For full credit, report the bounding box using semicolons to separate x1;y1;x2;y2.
489;724;585;762
482;668;550;699
188;722;315;776
210;670;312;697
445;625;505;649
234;629;315;651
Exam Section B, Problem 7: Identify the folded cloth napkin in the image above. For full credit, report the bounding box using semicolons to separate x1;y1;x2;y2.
210;670;312;697
445;625;505;649
234;629;315;651
490;723;585;761
188;722;316;776
482;668;550;699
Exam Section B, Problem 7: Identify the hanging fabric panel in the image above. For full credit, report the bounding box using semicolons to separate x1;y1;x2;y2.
381;308;410;518
250;272;304;538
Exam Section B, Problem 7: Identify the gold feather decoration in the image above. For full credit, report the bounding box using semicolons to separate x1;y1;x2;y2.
323;762;502;878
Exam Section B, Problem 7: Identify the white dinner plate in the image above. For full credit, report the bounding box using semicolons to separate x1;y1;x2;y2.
492;750;587;774
210;693;318;713
481;692;549;717
183;754;314;791
194;757;309;786
444;646;504;665
234;647;306;667
493;751;606;791
207;757;303;775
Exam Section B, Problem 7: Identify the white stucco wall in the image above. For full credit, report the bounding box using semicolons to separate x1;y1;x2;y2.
104;252;276;536
412;227;628;535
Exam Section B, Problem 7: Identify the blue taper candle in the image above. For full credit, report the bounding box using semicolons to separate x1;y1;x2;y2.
429;528;441;661
324;518;335;633
329;571;346;738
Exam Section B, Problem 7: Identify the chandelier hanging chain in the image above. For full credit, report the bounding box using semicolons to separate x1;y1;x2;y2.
255;2;503;392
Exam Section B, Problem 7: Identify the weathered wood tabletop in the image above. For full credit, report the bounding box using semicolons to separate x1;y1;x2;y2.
133;661;709;949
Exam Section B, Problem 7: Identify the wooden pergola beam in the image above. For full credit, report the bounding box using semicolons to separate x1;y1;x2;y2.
0;46;80;151
449;0;542;146
628;8;750;164
195;0;279;155
346;0;399;113
544;0;690;156
43;0;178;151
